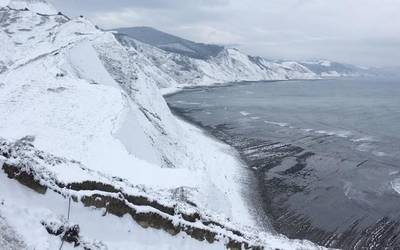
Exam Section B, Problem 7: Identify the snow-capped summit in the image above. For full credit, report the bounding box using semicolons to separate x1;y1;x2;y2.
5;0;57;14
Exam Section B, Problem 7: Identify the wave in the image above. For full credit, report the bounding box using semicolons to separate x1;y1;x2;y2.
264;121;353;139
356;143;374;152
256;118;387;157
315;130;352;138
351;136;375;142
264;120;289;127
175;100;201;105
373;151;388;157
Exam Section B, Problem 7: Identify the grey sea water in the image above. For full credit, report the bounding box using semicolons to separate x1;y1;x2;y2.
166;78;400;249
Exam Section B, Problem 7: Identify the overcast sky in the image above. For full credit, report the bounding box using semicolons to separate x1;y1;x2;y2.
48;0;400;67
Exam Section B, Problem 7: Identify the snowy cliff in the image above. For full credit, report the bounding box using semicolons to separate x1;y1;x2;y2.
114;33;317;92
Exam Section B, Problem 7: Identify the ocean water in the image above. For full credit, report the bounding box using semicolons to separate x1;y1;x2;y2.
166;78;400;248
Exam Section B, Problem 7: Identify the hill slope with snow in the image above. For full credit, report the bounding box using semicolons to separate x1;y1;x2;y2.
0;1;322;249
114;27;382;90
114;33;317;92
298;60;371;77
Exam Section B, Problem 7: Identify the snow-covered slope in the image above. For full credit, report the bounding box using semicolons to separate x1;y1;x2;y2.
114;33;317;92
0;1;322;249
114;28;381;89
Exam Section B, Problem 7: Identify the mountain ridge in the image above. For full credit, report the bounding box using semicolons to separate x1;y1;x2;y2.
113;27;384;85
112;26;377;92
114;31;317;93
114;26;224;60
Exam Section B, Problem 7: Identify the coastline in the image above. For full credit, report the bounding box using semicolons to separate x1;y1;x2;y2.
172;111;275;232
161;78;327;97
167;91;276;233
162;79;326;234
165;89;341;247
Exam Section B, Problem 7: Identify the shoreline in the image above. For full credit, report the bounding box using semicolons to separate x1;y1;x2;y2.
162;79;328;234
169;105;276;233
161;78;329;97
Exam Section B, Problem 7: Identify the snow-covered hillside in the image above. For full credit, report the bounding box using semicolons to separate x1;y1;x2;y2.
114;28;381;91
0;0;322;249
299;60;371;78
114;33;317;93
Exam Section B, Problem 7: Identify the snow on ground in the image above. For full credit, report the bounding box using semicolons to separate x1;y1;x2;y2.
0;156;321;250
0;1;323;249
174;117;253;226
0;168;226;250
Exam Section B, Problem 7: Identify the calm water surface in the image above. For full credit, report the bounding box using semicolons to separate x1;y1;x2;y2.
166;78;400;249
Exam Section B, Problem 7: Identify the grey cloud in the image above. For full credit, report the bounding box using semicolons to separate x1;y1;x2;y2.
48;0;400;67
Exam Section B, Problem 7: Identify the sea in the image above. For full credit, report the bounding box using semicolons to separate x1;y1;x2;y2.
166;77;400;248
